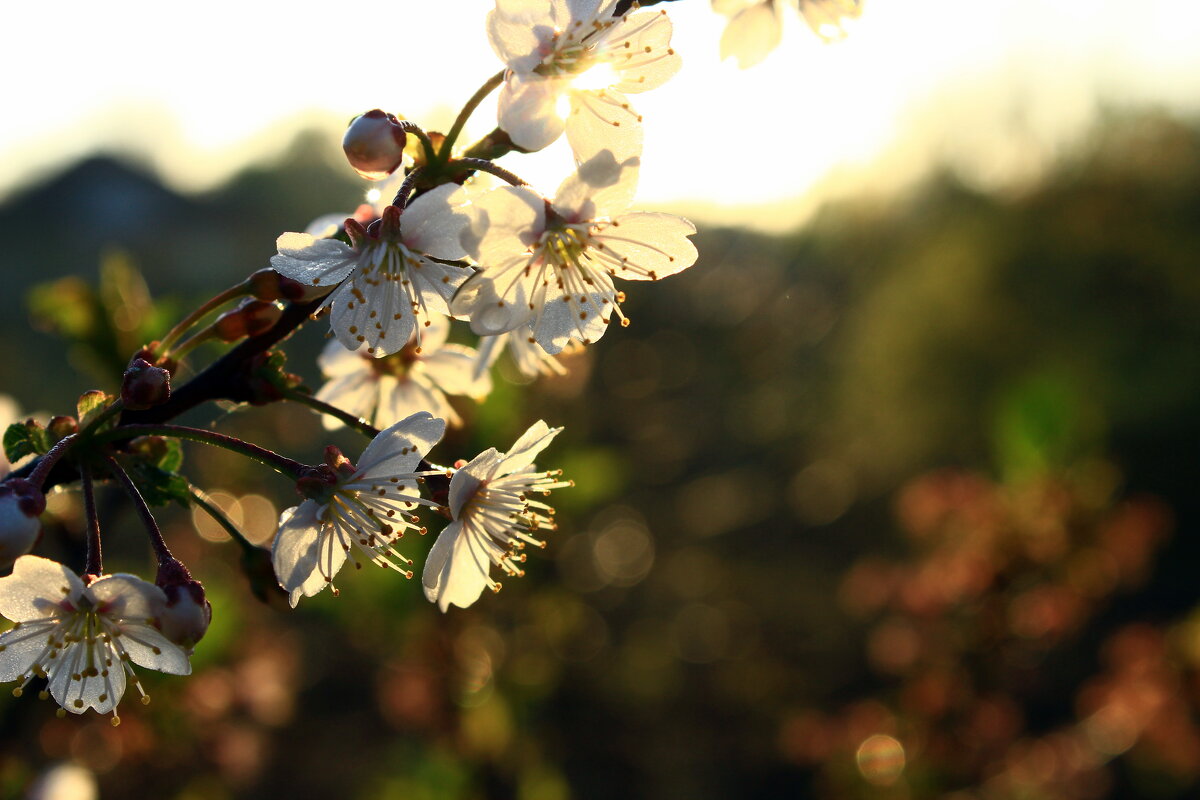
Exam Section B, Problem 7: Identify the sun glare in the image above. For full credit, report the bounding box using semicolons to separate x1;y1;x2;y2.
571;62;621;92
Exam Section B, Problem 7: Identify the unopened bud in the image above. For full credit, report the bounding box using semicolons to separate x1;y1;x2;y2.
343;109;408;180
153;559;211;653
46;416;79;441
214;299;284;342
0;479;45;569
248;268;314;303
121;358;172;410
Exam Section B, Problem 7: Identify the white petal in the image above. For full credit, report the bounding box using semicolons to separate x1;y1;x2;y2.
0;555;85;622
452;270;537;336
498;75;569;152
402;184;469;261
532;287;611;353
460;185;545;265
609;10;683;92
488;2;557;72
421;521;490;612
422;345;493;399
565;88;645;164
593;212;698;280
355;411;446;478
0;619;55;681
48;641;126;715
272;501;341;606
87;574;163;621
327;276;415;358
379;379;459;429
270;234;357;287
116;622;191;675
553;149;640;220
497;421;563;476
720;2;783;68
317;337;368;378
448;449;502;519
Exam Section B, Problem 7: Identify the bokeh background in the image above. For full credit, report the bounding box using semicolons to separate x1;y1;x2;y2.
3;1;1200;798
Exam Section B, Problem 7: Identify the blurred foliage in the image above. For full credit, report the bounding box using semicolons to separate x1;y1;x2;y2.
2;110;1200;799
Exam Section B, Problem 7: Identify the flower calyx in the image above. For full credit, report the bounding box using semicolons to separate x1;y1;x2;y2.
239;350;303;406
247;268;314;303
343;109;409;181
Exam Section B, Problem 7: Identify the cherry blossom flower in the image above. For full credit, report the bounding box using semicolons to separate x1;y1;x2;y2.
272;412;446;607
489;0;682;160
0;556;191;719
315;314;492;429
799;0;862;41
452;152;698;353
422;421;572;612
269;185;469;357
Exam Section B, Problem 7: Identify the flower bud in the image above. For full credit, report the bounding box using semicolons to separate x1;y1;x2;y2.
121;357;172;410
343;109;408;180
248;268;315;303
153;558;212;653
46;415;79;441
214;299;284;342
0;479;45;569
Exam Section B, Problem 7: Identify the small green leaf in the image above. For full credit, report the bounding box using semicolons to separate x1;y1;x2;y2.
125;463;191;508
156;438;184;473
3;421;51;464
76;390;115;429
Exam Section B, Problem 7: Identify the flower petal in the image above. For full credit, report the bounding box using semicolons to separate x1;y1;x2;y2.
565;88;644;164
117;622;191;675
272;501;341;607
87;574;163;621
0;618;56;681
610;10;683;92
498;75;569;152
0;555;85;622
720;1;783;68
355;412;447;479
592;212;698;281
448;449;502;519
270;234;356;287
498;421;563;476
421;520;491;612
402;184;469;261
48;641;126;715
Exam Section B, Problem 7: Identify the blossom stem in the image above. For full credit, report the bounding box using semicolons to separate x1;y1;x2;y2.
187;484;257;553
168;328;217;363
80;462;103;576
440;70;506;163
279;390;381;438
96;424;307;480
26;433;79;490
102;455;174;567
397;121;439;167
159;282;250;355
454;158;527;187
392;167;425;210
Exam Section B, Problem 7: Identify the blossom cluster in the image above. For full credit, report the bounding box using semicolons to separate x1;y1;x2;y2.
0;0;697;721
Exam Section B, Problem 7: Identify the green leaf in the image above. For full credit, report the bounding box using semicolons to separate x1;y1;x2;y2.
156;438;184;473
76;390;115;429
3;421;51;464
125;462;191;508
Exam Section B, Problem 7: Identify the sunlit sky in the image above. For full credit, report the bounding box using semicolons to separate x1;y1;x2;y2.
3;0;1199;230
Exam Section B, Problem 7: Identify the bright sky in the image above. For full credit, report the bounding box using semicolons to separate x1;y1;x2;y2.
2;0;1199;230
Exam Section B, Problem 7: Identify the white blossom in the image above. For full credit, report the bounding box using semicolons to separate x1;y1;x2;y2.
422;421;572;612
270;185;470;357
0;556;191;719
452;151;698;353
315;314;492;429
489;0;681;161
272;412;447;607
0;479;42;570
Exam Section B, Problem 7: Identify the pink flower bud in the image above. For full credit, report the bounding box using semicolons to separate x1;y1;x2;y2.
153;559;212;652
343;109;408;181
121;357;172;410
0;479;45;568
